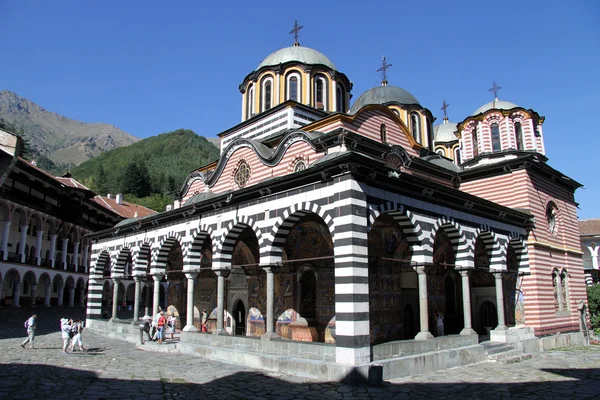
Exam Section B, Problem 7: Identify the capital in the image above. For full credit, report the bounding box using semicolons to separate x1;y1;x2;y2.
184;271;198;280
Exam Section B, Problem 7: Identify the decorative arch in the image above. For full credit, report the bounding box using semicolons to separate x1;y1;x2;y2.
505;236;529;272
22;270;37;286
184;226;214;271
134;242;153;277
91;250;111;278
0;199;11;221
153;233;184;275
427;217;468;268
11;206;28;226
215;215;264;270
114;247;133;277
471;228;503;270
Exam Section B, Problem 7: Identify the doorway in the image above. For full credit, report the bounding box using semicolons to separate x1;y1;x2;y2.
234;300;246;336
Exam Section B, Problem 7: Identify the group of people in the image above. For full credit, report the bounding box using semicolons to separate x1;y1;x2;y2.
140;308;177;344
60;317;86;353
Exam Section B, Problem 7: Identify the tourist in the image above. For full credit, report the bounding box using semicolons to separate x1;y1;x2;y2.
60;318;73;353
435;311;444;337
140;315;153;342
69;319;86;352
20;314;37;349
201;309;208;332
166;313;176;339
157;311;166;344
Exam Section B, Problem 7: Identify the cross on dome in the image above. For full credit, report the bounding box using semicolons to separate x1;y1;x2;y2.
377;56;392;86
489;81;502;108
441;100;450;121
290;20;303;47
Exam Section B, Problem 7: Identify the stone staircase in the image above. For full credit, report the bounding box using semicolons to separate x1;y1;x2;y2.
481;341;533;364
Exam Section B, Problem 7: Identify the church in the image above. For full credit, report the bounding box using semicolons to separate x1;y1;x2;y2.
86;26;588;381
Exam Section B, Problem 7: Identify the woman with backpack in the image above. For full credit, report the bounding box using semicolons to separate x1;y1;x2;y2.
20;314;37;349
69;319;86;352
60;318;73;353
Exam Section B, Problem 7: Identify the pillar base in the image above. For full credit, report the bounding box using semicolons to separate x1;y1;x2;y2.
183;324;198;332
460;328;477;336
109;317;120;323
414;330;434;340
213;329;229;336
261;331;280;340
492;325;507;332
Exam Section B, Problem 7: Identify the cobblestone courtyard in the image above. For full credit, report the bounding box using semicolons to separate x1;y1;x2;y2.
1;308;599;399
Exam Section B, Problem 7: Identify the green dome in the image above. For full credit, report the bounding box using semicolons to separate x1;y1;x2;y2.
258;46;336;70
473;100;519;116
350;85;420;114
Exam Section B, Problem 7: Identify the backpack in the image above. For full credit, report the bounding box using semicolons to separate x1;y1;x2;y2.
24;319;29;329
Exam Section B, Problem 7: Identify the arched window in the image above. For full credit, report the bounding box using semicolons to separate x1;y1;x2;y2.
262;78;272;112
560;270;569;311
515;122;523;151
294;160;306;172
246;84;255;119
552;269;560;311
380;123;387;143
287;74;300;102
410;112;421;142
314;75;328;110
454;147;461;165
547;202;558;236
336;85;344;112
436;149;444;156
491;123;501;152
472;125;479;157
234;160;251;188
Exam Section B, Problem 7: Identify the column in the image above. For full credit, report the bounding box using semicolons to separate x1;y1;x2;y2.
82;245;89;273
49;234;57;268
493;272;507;331
132;277;141;323
35;230;43;265
79;287;86;307
57;285;64;306
61;238;69;270
30;284;37;306
110;279;120;320
262;266;277;338
72;241;80;270
415;266;434;340
145;282;152;315
460;270;476;335
44;283;51;307
0;221;10;260
215;269;227;334
183;272;198;332
152;275;162;318
13;281;22;307
68;286;75;307
19;224;28;263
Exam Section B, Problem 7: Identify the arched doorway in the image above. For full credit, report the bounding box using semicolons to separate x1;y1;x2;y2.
471;236;496;335
233;299;246;336
163;240;185;329
480;301;498;335
431;227;462;334
403;304;416;339
1;269;20;306
229;227;257;335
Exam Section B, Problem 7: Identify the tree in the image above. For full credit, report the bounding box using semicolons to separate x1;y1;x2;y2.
96;164;108;195
166;175;177;196
587;285;600;334
121;160;152;197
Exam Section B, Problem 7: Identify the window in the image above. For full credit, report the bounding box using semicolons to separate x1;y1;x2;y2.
560;271;569;310
336;85;344;112
294;160;306;172
552;270;560;311
287;74;300;101
314;75;327;110
436;149;444;156
234;160;251;188
546;203;558;236
246;84;254;119
262;78;272;111
380;123;387;143
410;112;421;142
515;122;523;151
454;147;461;165
472;125;479;157
491;123;501;152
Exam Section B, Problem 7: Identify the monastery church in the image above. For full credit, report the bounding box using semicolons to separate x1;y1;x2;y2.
86;25;587;381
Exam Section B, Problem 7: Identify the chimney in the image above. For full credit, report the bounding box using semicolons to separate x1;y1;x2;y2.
107;193;112;199
116;193;123;205
165;204;173;211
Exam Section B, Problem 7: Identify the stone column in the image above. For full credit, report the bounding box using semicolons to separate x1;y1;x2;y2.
57;285;64;306
79;287;86;307
82;245;89;273
110;279;120;320
49;234;57;268
0;221;10;260
460;270;476;335
72;241;80;270
145;282;152;315
13;281;22;307
68;286;75;307
30;284;37;306
152;275;162;319
415;266;434;340
61;238;69;270
493;272;507;331
44;283;51;307
35;230;43;265
214;269;228;334
131;277;141;323
183;272;198;332
262;266;278;338
19;224;28;263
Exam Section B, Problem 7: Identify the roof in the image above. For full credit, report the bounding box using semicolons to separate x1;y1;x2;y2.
91;195;156;219
434;120;458;143
350;85;420;114
258;46;336;70
579;219;600;236
473;99;519;116
55;176;89;190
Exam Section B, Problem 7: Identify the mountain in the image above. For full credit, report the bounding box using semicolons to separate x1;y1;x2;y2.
0;90;139;165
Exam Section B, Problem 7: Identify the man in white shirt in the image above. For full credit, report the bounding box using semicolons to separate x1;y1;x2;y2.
20;314;37;349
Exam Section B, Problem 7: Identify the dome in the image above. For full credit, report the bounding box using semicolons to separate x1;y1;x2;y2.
434;120;458;143
472;100;519;116
258;46;336;70
350;85;420;114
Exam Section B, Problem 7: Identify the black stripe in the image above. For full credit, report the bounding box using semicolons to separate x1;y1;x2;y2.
335;334;370;348
335;276;369;285
336;294;369;303
336;312;369;321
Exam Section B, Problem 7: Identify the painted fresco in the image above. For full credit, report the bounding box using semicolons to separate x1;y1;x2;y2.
193;277;216;331
368;216;411;344
247;274;266;336
166;242;185;327
428;229;454;317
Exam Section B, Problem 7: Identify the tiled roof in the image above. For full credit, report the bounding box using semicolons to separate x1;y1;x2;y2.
55;176;89;189
92;196;156;219
579;219;600;236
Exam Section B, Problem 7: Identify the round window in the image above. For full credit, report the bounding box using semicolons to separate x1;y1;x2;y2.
234;160;251;188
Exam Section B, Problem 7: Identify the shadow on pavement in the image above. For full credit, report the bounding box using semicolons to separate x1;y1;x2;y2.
0;363;599;399
0;307;86;340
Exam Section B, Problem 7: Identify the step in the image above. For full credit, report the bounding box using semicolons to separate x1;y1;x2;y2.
497;353;533;365
486;349;522;361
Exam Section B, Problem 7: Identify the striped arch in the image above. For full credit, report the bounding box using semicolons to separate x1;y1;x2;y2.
214;215;264;270
472;227;503;270
506;235;530;273
261;202;334;265
184;225;214;271
133;242;152;277
428;217;469;268
153;233;184;274
90;250;111;279
114;247;133;278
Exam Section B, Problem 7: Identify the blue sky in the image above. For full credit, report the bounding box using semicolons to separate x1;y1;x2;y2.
1;1;598;219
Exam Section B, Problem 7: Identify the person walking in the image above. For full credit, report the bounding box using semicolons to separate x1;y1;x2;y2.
201;309;208;332
20;314;37;349
435;311;445;337
69;319;86;352
166;313;176;340
61;318;73;353
156;311;166;344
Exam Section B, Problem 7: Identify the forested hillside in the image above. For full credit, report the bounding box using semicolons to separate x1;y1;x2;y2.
71;129;219;211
